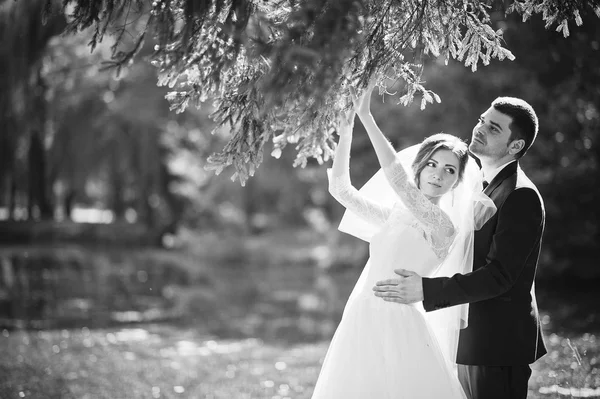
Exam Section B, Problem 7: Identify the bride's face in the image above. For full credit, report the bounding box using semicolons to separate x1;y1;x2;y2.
418;149;460;200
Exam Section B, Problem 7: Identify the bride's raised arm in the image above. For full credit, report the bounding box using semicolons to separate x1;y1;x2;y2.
353;85;454;240
351;85;397;168
328;109;392;228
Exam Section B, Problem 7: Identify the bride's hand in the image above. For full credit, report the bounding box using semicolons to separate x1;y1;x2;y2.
350;80;376;118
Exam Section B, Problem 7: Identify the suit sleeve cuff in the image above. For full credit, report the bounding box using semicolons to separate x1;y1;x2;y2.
422;277;439;312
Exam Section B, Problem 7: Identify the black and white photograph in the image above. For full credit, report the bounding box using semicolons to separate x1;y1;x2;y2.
1;1;599;398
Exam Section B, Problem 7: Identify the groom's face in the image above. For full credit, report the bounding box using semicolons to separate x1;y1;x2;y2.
469;107;513;160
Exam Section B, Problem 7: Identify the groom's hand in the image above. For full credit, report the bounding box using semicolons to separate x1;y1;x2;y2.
372;269;424;304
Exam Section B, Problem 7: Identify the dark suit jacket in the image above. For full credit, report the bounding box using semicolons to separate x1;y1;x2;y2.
422;161;547;365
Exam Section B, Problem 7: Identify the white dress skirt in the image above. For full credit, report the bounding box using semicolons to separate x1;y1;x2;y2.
310;208;467;399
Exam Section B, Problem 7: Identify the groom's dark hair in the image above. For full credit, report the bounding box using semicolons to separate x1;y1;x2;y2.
412;133;469;189
492;97;539;159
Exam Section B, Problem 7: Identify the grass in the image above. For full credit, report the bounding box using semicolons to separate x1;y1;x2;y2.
530;332;600;397
1;228;599;398
1;325;599;399
0;325;322;399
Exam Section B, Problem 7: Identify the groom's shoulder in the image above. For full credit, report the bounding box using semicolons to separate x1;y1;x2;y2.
493;164;544;208
511;167;545;210
515;166;541;194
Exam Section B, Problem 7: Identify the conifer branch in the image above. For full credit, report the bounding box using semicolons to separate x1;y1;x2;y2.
34;0;600;184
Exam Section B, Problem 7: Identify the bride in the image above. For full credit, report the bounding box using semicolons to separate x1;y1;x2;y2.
310;85;495;399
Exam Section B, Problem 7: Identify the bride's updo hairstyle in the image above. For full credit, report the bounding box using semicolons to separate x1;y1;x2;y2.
411;133;469;190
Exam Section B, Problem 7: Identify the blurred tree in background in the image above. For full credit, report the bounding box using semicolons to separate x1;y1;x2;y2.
0;0;598;280
0;0;65;221
14;0;599;184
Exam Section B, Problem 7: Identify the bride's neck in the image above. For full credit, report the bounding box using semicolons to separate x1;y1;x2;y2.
424;193;441;206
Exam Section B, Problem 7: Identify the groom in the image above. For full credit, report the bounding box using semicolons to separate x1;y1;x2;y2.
373;96;546;399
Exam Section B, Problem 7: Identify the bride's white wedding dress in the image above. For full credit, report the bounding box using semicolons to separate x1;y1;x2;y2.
311;158;467;399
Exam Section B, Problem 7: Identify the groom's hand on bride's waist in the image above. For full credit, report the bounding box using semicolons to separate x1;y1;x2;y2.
372;269;424;304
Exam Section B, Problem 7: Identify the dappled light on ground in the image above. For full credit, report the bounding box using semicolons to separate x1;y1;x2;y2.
539;386;600;397
531;333;600;398
0;325;324;399
1;325;599;398
0;229;599;398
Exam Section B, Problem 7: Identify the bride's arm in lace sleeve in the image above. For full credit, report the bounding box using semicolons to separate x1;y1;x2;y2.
328;112;392;227
353;86;454;237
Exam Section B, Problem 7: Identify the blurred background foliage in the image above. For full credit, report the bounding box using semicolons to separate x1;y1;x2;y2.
0;1;598;332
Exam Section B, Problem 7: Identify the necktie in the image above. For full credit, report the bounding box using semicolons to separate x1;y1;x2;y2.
483;180;489;190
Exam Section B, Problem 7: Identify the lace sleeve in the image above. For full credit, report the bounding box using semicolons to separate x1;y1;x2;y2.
382;156;455;256
328;169;392;227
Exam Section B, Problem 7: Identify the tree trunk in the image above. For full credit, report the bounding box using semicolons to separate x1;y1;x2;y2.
27;131;39;220
142;178;155;228
110;148;126;220
159;155;181;225
27;129;53;220
8;172;16;220
64;189;76;220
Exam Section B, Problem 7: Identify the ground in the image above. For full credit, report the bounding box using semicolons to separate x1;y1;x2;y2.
0;228;598;398
1;325;599;398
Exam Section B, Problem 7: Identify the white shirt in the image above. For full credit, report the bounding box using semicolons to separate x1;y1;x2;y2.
482;160;517;185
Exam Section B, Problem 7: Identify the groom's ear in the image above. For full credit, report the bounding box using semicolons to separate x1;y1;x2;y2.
508;138;525;156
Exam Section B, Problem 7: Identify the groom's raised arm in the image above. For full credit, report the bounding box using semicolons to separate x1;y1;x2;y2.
422;187;544;312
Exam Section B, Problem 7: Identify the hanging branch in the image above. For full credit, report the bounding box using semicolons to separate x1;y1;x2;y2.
30;0;600;184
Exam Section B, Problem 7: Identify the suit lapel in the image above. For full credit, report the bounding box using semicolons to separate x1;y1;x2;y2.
484;161;518;197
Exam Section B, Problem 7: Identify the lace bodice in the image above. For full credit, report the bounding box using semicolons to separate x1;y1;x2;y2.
328;155;456;260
